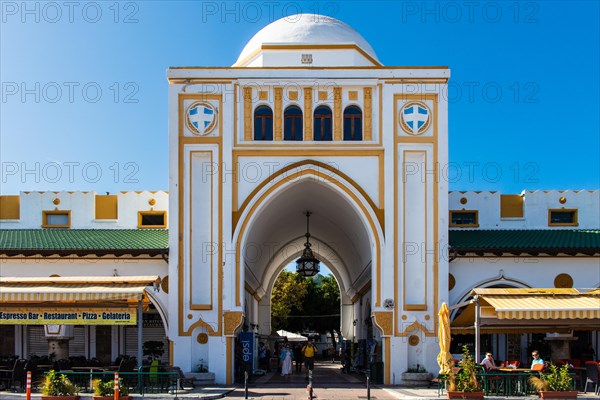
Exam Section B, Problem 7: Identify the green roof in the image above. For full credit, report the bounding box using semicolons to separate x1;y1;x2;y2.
1;229;599;257
0;229;168;257
449;229;600;255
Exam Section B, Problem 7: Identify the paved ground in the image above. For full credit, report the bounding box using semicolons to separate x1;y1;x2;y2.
1;362;598;399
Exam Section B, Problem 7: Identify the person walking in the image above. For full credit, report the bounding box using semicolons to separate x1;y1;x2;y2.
293;343;303;373
280;343;294;380
302;339;318;380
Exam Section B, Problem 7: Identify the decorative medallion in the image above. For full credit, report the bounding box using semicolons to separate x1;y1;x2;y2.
559;197;567;204
185;101;218;136
399;101;431;135
187;314;193;320
408;335;420;346
424;315;430;321
449;273;456;291
53;198;61;205
460;197;468;205
161;275;169;294
148;198;156;206
197;333;209;344
554;273;573;288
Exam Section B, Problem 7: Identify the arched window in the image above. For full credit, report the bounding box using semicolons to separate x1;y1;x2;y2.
254;106;273;141
284;106;303;141
343;106;363;141
313;105;332;141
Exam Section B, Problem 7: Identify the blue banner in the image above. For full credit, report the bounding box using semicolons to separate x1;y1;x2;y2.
239;332;254;369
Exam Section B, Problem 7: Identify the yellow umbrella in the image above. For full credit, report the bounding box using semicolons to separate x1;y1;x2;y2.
436;302;453;374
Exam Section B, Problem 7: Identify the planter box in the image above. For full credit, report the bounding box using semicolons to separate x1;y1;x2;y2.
41;397;80;400
401;372;433;387
539;391;578;399
447;391;485;399
92;396;132;400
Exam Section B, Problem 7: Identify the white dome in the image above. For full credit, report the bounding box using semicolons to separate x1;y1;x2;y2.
234;14;379;66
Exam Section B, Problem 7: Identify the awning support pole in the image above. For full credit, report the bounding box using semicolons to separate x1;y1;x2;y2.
474;296;480;362
138;301;143;366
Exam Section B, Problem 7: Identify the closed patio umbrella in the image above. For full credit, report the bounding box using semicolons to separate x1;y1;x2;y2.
437;302;453;374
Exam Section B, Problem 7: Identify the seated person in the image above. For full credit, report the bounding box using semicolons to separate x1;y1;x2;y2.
480;352;499;371
530;350;544;370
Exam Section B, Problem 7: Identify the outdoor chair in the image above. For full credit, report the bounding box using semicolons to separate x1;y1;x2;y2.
167;366;196;389
584;361;600;395
0;359;27;391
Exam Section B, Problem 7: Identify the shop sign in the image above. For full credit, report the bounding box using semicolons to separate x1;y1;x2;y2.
0;307;137;325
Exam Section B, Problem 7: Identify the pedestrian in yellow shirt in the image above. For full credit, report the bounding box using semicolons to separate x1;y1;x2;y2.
302;338;318;380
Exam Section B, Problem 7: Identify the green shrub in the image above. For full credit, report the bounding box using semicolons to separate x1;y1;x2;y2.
92;378;129;397
529;363;573;392
40;370;79;396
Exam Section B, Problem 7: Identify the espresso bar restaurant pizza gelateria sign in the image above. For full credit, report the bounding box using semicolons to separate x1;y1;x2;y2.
0;308;136;325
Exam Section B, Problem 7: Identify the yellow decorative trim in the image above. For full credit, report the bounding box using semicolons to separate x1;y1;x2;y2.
548;208;578;226
223;311;244;336
402;150;428;311
460;197;468;205
350;281;372;303
288;91;298;101
52;198;60;205
348;91;358;101
372;311;393;336
449;273;456;291
384;337;391;384
398;321;434;337
259;91;268;101
0;195;20;220
148;198;156;206
559;196;567;204
333;87;342;141
364;87;372;141
234;164;383;308
424;315;431;321
42;210;71;229
232;43;383;68
394;93;440;336
137;210;167;229
274;87;283;141
189;151;213;310
303;87;312;141
318;91;327;101
226;337;233;384
243;87;252;141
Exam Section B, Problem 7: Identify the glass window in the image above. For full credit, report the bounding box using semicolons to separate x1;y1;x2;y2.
254;106;273;141
313;105;332;141
284;106;303;141
450;211;478;227
548;210;578;226
343;106;363;141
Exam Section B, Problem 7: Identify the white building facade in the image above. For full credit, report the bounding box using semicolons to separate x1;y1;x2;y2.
1;14;598;386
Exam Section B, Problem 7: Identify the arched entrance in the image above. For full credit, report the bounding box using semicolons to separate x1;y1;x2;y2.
232;163;385;381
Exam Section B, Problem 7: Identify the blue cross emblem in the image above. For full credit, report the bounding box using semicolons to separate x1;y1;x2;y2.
187;102;217;135
402;103;430;135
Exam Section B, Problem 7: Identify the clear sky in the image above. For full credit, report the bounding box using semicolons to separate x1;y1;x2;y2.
1;0;598;194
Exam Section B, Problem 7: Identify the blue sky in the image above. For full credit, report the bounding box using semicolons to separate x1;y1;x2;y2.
1;1;598;194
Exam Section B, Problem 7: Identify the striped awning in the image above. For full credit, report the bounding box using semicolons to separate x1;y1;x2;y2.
482;294;600;320
0;276;160;303
451;288;600;333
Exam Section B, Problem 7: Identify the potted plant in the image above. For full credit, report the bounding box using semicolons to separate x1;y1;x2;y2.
40;370;80;400
92;378;132;400
528;363;577;399
401;364;432;387
446;345;484;399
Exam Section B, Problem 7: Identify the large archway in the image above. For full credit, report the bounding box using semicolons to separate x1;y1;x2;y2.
232;164;385;377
